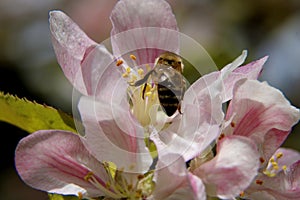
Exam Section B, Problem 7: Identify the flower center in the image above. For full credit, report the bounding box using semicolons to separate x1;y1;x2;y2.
84;162;154;199
115;55;167;128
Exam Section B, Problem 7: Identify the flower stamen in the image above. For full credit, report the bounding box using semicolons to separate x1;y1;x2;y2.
78;192;83;200
84;171;121;199
263;151;285;177
116;59;124;67
130;54;137;60
255;179;263;185
239;191;245;197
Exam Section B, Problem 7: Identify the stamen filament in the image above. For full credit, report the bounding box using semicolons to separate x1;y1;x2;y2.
85;172;121;199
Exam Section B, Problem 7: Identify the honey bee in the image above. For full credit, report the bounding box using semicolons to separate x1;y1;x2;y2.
134;52;186;116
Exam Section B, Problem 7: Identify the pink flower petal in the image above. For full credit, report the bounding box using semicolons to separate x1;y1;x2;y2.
245;160;300;200
183;51;249;126
222;56;268;102
274;148;300;170
151;104;221;162
78;96;152;173
224;79;300;160
81;44;128;105
110;0;179;65
15;130;109;197
49;10;97;95
193;135;259;199
153;153;206;200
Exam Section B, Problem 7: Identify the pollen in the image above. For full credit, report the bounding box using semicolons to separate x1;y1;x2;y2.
282;165;287;171
122;73;129;78
130;54;137;60
126;67;131;73
84;171;94;181
218;133;225;140
276;152;283;159
255;179;263;185
263;151;286;177
145;91;153;97
78;192;83;200
230;122;236;128
137;174;145;180
138;68;144;76
239;191;245;197
116;59;124;66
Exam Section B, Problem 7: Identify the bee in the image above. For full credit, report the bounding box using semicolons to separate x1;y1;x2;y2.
134;52;186;116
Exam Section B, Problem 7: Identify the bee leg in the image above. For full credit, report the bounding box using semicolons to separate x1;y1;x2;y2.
142;83;147;100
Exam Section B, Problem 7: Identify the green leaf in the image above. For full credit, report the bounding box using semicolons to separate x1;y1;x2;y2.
0;92;77;133
48;194;80;200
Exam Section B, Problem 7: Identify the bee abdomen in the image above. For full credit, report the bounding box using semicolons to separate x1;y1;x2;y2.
157;84;182;116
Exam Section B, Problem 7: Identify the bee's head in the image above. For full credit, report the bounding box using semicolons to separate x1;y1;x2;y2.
155;52;184;73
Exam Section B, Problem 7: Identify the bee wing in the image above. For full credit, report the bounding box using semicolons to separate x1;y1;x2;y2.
134;70;154;86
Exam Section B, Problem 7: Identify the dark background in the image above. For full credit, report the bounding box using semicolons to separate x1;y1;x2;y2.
0;0;299;199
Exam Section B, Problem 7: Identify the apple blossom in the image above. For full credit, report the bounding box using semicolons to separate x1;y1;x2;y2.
14;0;281;199
243;148;300;200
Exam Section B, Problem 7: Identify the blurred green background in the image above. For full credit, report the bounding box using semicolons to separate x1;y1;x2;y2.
0;0;299;199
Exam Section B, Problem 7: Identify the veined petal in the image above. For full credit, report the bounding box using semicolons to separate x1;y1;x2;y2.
78;96;152;173
224;79;300;160
245;160;300;200
193;136;259;199
110;0;179;65
153;153;206;200
49;10;96;95
15;130;109;198
222;56;268;102
81;44;128;105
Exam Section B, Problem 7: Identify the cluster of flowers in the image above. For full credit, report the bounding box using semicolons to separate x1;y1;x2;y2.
15;0;300;199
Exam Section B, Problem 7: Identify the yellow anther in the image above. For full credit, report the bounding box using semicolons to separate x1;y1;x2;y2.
84;171;94;181
282;165;287;171
263;169;276;177
78;192;83;200
138;68;144;76
116;59;124;66
271;161;277;166
276;152;283;159
273;164;279;170
105;182;111;189
130;54;137;60
126;67;131;73
239;191;245;197
145;91;152;97
270;157;275;163
122;73;129;78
